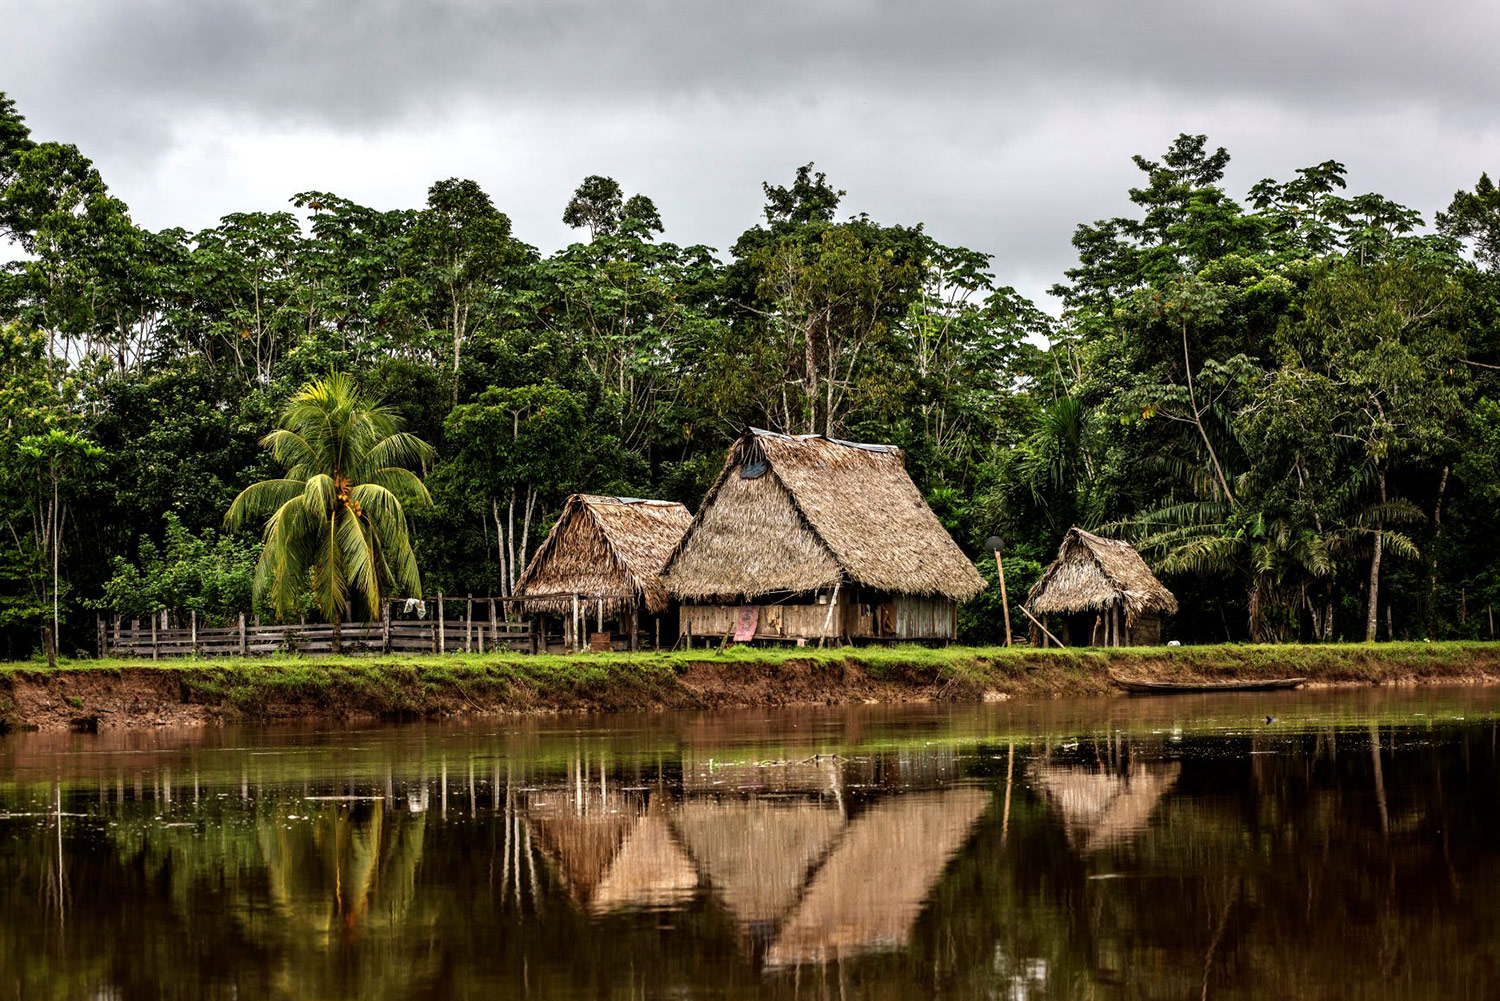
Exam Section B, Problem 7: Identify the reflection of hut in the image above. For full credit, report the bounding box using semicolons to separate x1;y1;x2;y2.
525;789;638;905
1031;762;1181;853
526;791;698;914
590;812;698;913
674;801;843;933
665;430;986;645
1026;528;1177;646
763;787;990;967
516;494;692;650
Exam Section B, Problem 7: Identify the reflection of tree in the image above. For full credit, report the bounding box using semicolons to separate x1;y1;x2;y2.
3;722;1500;1000
97;792;439;999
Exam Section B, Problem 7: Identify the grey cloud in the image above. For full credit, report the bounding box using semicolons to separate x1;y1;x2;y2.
2;1;1498;309
9;1;1498;129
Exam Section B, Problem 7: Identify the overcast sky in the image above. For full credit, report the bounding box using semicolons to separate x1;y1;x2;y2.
4;0;1498;307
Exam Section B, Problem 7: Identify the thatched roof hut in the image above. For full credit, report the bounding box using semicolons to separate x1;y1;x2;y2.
665;430;986;603
516;494;692;616
1027;528;1177;636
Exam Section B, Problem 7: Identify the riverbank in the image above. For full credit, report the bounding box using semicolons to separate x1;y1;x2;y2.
3;641;1500;731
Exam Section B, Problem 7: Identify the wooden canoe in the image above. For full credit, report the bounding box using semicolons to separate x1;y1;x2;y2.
1110;675;1306;694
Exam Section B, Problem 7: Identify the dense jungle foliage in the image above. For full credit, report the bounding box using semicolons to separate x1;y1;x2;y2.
2;89;1499;657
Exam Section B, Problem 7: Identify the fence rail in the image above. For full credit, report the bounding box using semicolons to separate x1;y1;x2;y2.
100;595;544;659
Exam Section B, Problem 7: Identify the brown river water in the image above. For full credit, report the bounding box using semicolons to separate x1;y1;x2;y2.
2;686;1498;1000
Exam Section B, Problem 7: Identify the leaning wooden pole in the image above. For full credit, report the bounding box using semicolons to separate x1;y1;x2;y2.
993;551;1012;647
1019;604;1064;649
819;581;843;648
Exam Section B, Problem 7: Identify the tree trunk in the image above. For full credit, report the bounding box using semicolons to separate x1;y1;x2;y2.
331;614;342;655
1427;465;1449;638
51;475;61;666
1182;317;1236;507
1365;466;1387;643
1248;579;1263;643
501;498;513;594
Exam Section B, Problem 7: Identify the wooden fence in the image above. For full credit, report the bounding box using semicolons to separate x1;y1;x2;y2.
100;594;543;659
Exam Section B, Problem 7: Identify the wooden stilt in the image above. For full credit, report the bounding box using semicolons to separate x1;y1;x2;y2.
571;593;580;653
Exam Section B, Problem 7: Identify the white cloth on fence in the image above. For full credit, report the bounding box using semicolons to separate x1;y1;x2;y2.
403;598;428;619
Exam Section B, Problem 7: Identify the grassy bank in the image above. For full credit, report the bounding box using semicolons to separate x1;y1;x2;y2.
3;641;1500;730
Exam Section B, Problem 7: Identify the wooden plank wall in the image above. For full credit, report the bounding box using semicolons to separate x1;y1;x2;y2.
681;594;958;642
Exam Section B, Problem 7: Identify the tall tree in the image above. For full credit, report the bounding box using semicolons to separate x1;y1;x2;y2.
410;178;525;393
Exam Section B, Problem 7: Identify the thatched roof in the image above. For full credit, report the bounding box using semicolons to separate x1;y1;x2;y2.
665;430;987;602
1027;528;1177;625
516;494;692;615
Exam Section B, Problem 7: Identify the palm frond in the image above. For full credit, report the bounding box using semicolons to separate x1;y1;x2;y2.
225;478;305;530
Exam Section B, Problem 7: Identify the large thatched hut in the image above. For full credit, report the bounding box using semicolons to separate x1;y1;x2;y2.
516;494;692;650
664;429;986;645
1026;528;1177;646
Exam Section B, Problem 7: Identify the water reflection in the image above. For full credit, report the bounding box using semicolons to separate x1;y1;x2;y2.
1;690;1499;999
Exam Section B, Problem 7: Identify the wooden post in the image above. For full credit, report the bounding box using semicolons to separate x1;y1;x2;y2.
96;614;105;659
381;600;391;653
571;593;580;653
239;612;247;655
465;594;473;653
490;598;497;632
993;551;1012;647
438;592;446;654
151;614;159;661
654;617;660;651
190;610;198;653
597;598;604;637
114;615;122;657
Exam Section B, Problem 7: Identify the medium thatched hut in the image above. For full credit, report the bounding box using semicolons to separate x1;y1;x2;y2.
664;429;986;645
1026;528;1177;646
515;494;692;650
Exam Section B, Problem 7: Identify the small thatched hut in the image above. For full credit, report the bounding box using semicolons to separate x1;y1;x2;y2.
515;494;693;650
664;429;986;645
1026;528;1177;646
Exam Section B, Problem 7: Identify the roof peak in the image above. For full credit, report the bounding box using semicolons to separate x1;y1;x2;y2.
578;494;687;508
747;427;899;454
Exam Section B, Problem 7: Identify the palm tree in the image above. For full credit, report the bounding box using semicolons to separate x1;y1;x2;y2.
226;373;434;649
1123;460;1421;642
